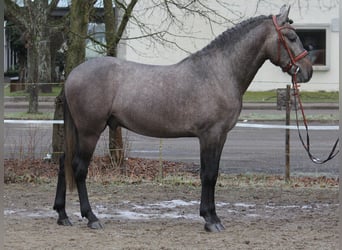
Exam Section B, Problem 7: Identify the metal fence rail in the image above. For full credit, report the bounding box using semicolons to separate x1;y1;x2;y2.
4;120;339;130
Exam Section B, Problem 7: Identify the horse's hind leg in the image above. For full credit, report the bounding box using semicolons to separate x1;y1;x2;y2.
199;133;227;232
73;134;103;229
53;154;72;226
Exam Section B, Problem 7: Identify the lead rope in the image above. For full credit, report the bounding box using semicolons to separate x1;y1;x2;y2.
292;73;339;164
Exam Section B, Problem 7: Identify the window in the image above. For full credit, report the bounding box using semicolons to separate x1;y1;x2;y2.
294;24;330;71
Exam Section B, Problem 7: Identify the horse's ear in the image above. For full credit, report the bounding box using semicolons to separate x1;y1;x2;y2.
277;5;291;25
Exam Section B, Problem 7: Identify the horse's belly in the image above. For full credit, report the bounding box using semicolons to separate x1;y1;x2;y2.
123;123;195;138
117;114;195;139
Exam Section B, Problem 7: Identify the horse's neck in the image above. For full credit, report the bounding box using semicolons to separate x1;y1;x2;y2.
192;23;270;95
224;29;269;94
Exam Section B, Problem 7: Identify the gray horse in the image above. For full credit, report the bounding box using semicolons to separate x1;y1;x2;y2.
53;5;312;232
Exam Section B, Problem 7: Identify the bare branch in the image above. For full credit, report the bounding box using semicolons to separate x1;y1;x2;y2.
121;0;250;58
4;0;28;29
47;0;60;14
114;0;139;45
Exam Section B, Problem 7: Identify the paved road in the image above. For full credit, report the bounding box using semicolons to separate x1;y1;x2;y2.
4;117;339;177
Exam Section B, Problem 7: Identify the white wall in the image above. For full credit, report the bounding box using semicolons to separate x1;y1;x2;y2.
124;0;339;91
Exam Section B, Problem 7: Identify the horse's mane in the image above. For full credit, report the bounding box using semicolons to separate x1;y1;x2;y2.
184;15;272;61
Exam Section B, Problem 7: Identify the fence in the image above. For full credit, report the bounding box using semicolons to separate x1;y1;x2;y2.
4;119;339;179
5;119;339;130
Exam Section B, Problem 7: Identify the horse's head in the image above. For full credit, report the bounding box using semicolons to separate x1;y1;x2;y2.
267;5;313;83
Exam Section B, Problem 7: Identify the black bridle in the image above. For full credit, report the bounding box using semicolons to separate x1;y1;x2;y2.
272;15;339;164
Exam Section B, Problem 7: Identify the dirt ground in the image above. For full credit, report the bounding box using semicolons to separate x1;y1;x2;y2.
3;158;339;249
4;175;339;250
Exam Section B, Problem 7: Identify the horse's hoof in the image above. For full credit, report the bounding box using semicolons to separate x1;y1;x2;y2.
57;218;73;226
88;220;104;229
204;222;225;232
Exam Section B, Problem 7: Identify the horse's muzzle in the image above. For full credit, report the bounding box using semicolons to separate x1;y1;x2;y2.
295;64;313;83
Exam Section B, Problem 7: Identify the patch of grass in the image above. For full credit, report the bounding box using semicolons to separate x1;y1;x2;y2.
243;90;339;103
4;84;62;97
161;175;200;186
243;91;277;102
4;112;54;120
239;112;339;121
217;174;338;188
297;91;339;103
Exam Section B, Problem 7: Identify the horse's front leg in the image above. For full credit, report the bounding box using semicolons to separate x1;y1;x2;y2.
199;134;227;232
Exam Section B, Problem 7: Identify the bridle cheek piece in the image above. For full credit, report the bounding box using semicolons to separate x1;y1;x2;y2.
272;15;308;75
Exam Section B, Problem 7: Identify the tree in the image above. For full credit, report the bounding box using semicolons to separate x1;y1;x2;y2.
4;0;61;113
52;0;96;162
103;0;138;168
104;0;124;167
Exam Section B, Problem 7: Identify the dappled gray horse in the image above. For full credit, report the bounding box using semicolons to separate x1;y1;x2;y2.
53;5;312;232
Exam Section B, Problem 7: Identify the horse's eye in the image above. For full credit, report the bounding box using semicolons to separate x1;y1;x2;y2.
286;33;297;42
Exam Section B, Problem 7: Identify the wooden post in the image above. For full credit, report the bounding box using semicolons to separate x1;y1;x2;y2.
285;85;291;182
159;139;164;180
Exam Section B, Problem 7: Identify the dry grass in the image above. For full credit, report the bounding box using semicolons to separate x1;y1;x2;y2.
4;156;338;189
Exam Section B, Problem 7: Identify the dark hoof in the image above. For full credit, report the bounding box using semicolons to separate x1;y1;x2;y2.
204;222;225;232
57;218;73;226
88;220;104;229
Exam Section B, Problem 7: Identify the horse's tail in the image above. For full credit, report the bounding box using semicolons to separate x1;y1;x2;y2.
63;95;77;191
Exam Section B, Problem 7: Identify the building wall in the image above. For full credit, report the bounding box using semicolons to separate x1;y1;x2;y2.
125;1;339;91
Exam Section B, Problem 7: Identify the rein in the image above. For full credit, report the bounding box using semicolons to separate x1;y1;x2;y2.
292;75;339;164
272;15;340;164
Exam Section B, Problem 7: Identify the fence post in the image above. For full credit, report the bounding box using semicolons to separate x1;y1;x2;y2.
285;85;291;182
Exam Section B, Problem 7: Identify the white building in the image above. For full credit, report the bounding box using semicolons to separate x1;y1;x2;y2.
3;21;18;74
124;1;339;91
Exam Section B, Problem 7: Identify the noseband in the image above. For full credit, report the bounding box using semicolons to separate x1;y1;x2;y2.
272;15;308;74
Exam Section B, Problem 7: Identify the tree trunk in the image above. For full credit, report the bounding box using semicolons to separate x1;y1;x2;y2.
25;0;52;113
52;89;64;162
26;44;39;113
27;83;39;113
104;0;124;168
38;25;52;93
51;0;94;163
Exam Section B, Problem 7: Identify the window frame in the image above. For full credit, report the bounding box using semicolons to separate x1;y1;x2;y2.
294;23;330;71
